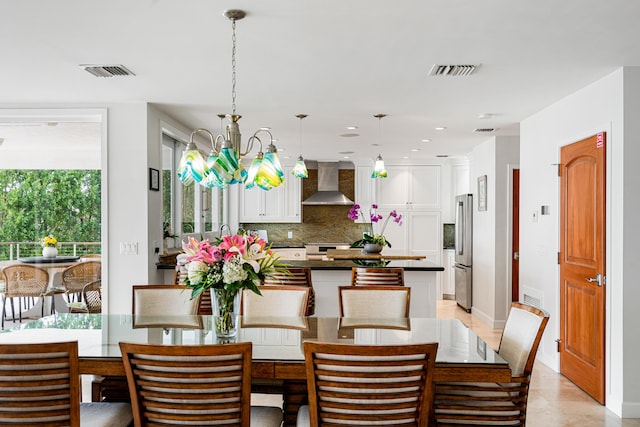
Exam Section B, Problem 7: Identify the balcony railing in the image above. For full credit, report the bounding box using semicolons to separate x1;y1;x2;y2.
0;242;101;261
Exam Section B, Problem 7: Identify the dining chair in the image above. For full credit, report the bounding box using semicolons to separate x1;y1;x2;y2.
62;260;101;302
0;341;132;427
82;279;102;313
241;284;311;318
1;264;49;329
263;267;315;315
338;285;410;318
297;341;438;427
350;266;405;286
434;302;550;426
131;284;201;327
119;341;283;427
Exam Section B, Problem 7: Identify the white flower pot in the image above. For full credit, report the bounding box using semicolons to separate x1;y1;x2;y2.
42;246;58;258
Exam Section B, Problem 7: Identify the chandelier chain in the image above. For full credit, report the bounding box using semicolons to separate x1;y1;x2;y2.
231;18;237;115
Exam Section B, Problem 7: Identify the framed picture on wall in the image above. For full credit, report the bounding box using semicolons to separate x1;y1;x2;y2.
478;175;487;211
149;168;160;191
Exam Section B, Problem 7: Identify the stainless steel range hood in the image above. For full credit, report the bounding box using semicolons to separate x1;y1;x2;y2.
302;161;354;206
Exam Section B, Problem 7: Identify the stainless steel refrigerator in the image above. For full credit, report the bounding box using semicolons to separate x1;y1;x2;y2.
454;194;473;312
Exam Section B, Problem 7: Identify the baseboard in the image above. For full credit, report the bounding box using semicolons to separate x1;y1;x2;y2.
471;306;506;329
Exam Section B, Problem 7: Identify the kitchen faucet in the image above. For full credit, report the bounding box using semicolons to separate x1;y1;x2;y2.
219;223;231;237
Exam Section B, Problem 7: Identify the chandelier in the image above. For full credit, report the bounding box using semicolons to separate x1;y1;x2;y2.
177;9;284;191
291;114;309;179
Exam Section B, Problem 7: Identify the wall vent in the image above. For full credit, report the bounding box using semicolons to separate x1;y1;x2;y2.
428;64;478;77
80;64;136;78
521;286;543;309
474;128;497;133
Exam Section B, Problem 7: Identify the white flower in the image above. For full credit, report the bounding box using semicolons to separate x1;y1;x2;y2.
187;260;208;285
222;256;248;283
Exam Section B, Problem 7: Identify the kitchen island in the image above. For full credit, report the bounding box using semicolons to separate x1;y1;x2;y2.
157;259;443;317
284;259;443;317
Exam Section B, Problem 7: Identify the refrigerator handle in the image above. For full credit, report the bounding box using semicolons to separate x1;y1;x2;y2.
455;200;464;256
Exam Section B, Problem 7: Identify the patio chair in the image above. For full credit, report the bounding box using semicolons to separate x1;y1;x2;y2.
1;264;49;329
119;341;283;427
434;302;550;426
297;341;438;426
62;260;101;302
0;341;132;426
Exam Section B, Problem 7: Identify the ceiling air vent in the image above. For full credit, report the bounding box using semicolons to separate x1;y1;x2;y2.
428;64;478;77
474;128;497;133
80;64;136;78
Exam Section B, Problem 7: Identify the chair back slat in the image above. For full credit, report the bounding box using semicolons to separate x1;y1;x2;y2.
0;341;80;427
304;341;437;427
351;267;404;286
120;342;253;427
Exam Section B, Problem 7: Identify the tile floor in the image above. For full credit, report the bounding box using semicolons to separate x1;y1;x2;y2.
437;300;640;427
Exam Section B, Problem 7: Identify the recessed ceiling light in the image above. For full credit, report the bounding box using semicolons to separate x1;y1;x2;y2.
343;156;350;159
477;113;493;119
371;143;379;147
435;126;447;131
421;139;431;143
346;126;358;130
436;154;449;158
339;151;354;155
403;156;409;159
340;133;360;138
260;127;271;131
411;148;420;152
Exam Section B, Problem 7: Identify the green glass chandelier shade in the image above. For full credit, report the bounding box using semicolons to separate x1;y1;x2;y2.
245;154;263;189
252;148;285;190
217;146;247;185
201;152;227;189
177;143;208;185
371;154;388;178
292;156;309;178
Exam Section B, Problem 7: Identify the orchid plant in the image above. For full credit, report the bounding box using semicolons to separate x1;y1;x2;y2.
348;203;403;248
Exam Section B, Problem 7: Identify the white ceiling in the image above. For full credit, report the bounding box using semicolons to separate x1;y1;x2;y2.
1;1;639;164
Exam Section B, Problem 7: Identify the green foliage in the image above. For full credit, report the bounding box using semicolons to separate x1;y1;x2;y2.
0;170;101;258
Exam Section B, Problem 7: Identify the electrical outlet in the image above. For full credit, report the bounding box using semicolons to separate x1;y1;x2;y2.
287;231;293;239
532;211;538;223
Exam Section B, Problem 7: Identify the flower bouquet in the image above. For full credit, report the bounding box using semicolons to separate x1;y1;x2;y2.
348;204;403;252
41;234;58;258
182;231;286;337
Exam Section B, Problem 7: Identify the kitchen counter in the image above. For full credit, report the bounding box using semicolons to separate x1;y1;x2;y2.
325;248;427;261
284;259;443;271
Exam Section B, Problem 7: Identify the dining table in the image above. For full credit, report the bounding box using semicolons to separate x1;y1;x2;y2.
0;314;510;426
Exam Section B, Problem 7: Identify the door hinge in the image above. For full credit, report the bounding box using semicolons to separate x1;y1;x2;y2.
557;163;562;177
555;338;562;352
557;252;560;264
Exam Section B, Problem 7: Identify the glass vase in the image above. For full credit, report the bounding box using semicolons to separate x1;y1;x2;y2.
211;288;240;338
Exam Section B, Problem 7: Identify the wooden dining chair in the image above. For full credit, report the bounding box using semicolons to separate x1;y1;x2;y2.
350;267;405;286
131;284;201;328
119;341;283;427
297;341;438;427
1;264;49;329
434;302;550;426
242;284;310;317
338;285;411;318
263;267;315;315
62;260;101;302
0;341;132;427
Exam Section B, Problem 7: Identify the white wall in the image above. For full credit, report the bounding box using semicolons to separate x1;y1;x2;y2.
469;136;519;327
520;67;640;417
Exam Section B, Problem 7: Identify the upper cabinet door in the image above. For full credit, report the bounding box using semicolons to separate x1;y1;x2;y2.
239;166;301;223
377;165;440;210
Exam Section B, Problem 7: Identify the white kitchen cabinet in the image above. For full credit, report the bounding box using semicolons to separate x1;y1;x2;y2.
376;165;440;210
239;166;301;223
442;249;456;298
382;210;442;264
441;160;470;223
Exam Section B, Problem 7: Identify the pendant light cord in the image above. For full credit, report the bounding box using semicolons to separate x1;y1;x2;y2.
231;18;237;116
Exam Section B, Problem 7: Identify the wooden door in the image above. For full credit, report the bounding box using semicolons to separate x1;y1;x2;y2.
559;132;606;403
512;168;520;302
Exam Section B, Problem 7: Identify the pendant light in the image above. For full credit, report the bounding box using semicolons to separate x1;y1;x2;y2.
292;114;309;179
371;114;388;178
177;9;284;191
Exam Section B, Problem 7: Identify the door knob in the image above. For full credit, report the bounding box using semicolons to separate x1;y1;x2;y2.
585;273;602;287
